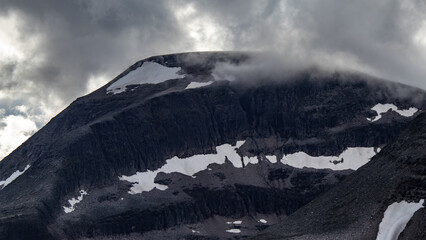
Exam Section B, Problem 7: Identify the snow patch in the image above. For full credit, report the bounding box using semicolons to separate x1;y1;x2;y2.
367;103;418;122
226;220;242;225
63;190;88;213
0;165;30;190
107;62;184;94
119;141;245;194
376;199;424;240
191;229;201;234
226;229;241;233
185;81;213;89
259;219;267;224
243;156;258;166
281;147;377;170
265;155;277;163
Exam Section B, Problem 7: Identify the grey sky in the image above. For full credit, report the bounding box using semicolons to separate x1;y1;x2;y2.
0;0;425;159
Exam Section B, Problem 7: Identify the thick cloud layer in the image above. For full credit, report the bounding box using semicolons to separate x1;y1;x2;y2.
0;0;425;159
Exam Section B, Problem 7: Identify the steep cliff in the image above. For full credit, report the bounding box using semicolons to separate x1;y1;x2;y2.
255;112;426;240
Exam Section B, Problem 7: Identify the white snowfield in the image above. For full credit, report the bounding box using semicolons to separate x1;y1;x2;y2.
226;229;241;233
367;103;418;122
63;190;88;213
0;165;30;190
376;199;424;240
119;141;247;194
282;147;378;171
107;62;184;94
185;81;214;89
265;155;278;163
120;141;380;194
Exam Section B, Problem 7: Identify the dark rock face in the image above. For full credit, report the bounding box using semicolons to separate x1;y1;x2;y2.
255;112;426;240
0;52;424;239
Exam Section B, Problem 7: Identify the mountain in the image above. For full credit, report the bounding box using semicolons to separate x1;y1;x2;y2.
0;52;424;239
255;111;426;240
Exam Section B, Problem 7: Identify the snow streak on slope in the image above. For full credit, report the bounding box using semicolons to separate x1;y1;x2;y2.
367;103;418;122
376;199;424;240
185;81;214;89
226;220;242;225
63;190;88;213
107;62;184;94
282;147;378;170
0;165;30;190
226;229;241;233
119;141;246;194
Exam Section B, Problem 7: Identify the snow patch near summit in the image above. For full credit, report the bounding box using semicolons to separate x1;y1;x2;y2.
119;141;246;194
376;199;424;240
107;62;184;94
185;81;213;89
367;103;418;122
0;165;30;190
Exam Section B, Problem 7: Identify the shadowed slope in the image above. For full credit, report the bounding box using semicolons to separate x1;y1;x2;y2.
256;112;426;239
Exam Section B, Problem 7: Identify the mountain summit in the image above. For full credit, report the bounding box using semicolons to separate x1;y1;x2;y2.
0;52;424;239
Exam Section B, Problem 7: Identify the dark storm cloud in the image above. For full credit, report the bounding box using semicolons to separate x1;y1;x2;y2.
0;61;18;89
0;0;187;102
184;0;288;50
288;0;426;89
188;0;426;90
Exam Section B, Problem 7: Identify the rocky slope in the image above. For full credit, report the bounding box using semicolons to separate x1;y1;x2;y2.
0;52;424;239
255;112;426;240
